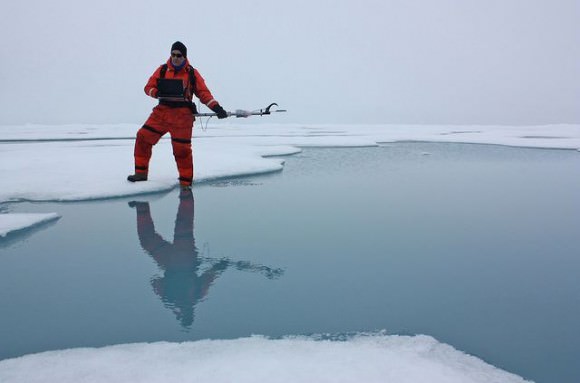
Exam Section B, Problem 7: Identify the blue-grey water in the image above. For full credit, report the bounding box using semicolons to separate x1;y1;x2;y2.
1;143;579;383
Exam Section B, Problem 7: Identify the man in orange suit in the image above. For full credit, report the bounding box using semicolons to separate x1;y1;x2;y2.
128;41;228;189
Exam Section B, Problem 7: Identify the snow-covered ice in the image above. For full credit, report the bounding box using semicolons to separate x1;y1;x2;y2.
0;334;530;383
0;213;60;237
1;122;578;240
1;123;578;206
2;122;578;382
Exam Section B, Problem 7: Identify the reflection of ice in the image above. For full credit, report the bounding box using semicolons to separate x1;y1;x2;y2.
0;332;530;383
130;190;284;329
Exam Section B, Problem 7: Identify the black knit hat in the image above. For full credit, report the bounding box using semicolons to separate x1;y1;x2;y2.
171;41;187;58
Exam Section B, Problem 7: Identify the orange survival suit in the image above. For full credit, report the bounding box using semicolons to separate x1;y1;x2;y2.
133;59;220;187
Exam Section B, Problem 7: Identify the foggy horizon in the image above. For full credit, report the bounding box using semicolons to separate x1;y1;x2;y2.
1;0;578;126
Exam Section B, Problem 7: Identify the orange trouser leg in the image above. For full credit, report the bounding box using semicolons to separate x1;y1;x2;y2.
134;109;167;175
135;106;194;183
171;135;193;185
168;109;195;186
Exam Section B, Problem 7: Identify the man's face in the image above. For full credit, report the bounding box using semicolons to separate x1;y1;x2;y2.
171;50;185;66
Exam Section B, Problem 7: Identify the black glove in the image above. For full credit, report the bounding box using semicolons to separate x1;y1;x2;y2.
211;104;228;119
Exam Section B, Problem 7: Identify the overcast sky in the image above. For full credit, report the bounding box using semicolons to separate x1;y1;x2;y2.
1;0;578;125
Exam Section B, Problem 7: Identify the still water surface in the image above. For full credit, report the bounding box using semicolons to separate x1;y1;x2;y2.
1;143;579;382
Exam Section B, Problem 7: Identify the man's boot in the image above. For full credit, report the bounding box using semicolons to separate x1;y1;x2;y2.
127;173;148;182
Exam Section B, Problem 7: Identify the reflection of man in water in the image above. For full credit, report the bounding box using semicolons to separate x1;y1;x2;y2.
129;189;283;329
130;189;226;327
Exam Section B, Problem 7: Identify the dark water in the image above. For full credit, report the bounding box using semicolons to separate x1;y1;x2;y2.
1;143;579;383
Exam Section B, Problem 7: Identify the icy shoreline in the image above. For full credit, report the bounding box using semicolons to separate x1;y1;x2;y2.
0;333;531;383
1;123;578;236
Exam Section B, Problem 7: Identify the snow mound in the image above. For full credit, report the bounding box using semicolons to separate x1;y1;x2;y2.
0;334;531;383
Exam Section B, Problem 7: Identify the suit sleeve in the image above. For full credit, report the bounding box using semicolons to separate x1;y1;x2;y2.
144;66;163;99
192;69;219;108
